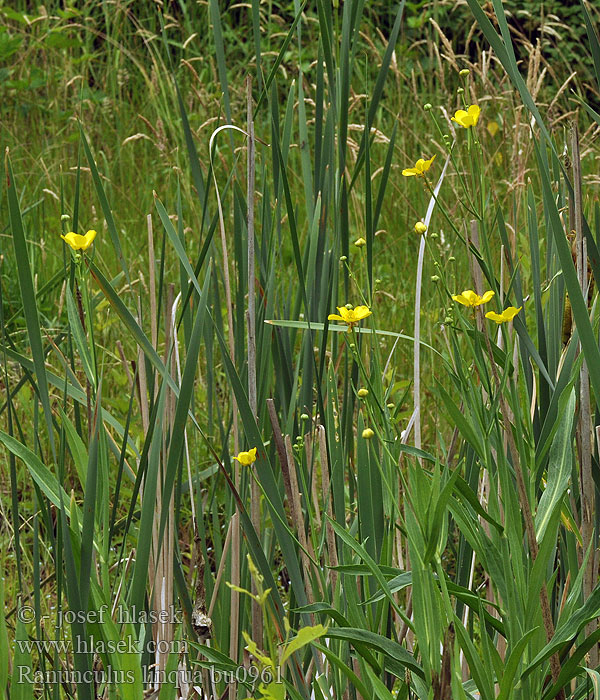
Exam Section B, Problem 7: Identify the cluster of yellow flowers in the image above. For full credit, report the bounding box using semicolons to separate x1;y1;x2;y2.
402;104;480;180
452;289;521;324
402;107;481;233
328;104;520;329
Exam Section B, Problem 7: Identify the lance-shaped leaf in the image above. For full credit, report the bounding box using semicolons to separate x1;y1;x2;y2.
535;388;575;543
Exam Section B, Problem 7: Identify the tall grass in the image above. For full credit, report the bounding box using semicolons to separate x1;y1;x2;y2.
2;1;600;699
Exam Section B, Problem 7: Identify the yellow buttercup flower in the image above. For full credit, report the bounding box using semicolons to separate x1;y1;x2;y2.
487;120;499;137
452;289;495;307
485;306;522;324
328;305;372;330
451;105;481;128
402;155;436;177
61;230;97;251
234;447;257;466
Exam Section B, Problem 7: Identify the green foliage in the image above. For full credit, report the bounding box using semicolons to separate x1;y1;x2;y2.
2;1;600;699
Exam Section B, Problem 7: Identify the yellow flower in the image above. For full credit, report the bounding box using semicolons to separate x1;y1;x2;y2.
451;105;481;128
487;120;499;137
402;155;436;177
452;289;495;307
61;229;97;251
414;222;427;235
485;306;522;324
328;305;372;330
234;447;257;466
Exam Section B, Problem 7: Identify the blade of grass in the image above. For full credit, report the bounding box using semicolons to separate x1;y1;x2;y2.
78;125;130;284
5;153;55;459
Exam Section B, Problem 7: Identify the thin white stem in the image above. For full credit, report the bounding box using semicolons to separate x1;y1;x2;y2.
413;157;450;450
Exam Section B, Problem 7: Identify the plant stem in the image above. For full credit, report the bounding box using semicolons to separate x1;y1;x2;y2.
480;312;564;696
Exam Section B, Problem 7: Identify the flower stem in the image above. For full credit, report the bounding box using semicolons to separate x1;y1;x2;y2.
479;309;564;695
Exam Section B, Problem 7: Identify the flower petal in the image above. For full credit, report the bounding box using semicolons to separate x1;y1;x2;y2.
82;229;97;250
462;290;480;305
479;290;495;304
467;104;481;125
353;306;372;320
485;311;504;324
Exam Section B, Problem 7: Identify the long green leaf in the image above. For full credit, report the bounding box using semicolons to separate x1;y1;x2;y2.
156;270;210;554
535;389;575;542
524;585;600;678
6;156;55;458
535;139;600;402
66;283;96;388
0;431;72;511
324;627;423;678
78;125;130;283
10;616;34;700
